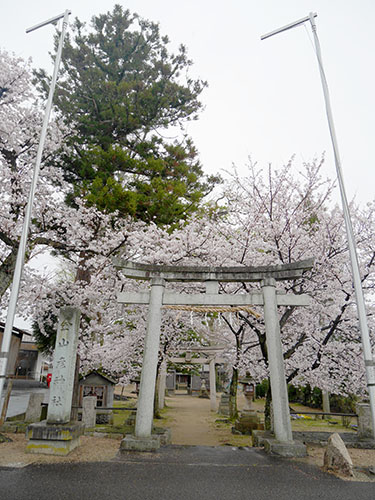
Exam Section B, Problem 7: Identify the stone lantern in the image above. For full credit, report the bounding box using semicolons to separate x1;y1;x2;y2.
240;376;255;412
233;376;262;435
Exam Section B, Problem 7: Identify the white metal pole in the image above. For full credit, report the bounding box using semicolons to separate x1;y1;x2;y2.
307;12;375;437
0;10;70;410
260;12;375;438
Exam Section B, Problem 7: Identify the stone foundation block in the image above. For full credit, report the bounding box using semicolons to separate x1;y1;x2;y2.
26;420;84;456
120;434;161;452
235;411;262;434
153;427;172;446
263;437;307;457
252;430;273;447
26;438;81;456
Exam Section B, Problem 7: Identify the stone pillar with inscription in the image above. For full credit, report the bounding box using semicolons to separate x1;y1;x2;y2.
47;307;80;424
26;307;84;456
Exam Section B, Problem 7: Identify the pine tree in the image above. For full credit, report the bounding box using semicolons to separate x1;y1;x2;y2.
35;5;220;224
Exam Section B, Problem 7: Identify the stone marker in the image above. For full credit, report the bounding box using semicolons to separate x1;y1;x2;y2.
25;393;44;422
356;403;374;440
218;392;230;416
323;433;354;477
26;307;84;456
82;396;96;428
47;307;81;424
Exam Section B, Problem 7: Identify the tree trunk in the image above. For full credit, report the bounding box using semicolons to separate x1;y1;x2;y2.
153;364;161;419
0;250;17;298
70;252;91;421
229;367;238;420
70;354;81;422
264;381;272;431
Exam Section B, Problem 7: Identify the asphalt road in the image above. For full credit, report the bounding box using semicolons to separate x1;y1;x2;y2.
0;445;374;500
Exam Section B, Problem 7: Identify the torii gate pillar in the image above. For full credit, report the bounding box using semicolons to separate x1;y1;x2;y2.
262;278;292;442
135;278;165;438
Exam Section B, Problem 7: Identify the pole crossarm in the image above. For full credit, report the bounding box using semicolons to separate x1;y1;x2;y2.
114;258;314;283
260;12;317;40
117;290;311;308
26;10;71;33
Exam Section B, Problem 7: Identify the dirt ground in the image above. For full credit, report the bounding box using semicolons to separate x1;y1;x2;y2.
1;390;374;478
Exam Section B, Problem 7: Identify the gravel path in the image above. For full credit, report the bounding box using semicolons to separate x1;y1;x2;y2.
164;393;225;446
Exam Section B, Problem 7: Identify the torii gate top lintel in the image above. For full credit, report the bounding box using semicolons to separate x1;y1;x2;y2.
114;258;314;283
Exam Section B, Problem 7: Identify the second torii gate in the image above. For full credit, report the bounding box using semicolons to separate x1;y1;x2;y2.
116;258;313;452
164;345;226;411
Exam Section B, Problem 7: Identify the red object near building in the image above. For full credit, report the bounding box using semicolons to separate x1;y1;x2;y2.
46;373;52;388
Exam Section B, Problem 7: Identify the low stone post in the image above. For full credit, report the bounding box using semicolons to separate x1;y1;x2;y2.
356;403;374;440
209;358;217;411
25;393;45;422
261;279;292;443
82;396;97;428
322;391;330;415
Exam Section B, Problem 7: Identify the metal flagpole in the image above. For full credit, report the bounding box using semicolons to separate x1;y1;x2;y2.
261;12;375;437
0;10;71;411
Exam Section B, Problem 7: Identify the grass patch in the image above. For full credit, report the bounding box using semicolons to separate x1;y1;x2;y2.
111;400;136;426
92;423;134;435
291;416;356;433
212;418;252;447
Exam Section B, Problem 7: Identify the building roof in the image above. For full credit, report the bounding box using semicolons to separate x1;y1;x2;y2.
79;370;117;385
0;321;30;340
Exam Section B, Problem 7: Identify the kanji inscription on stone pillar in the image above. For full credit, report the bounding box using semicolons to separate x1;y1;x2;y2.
47;307;80;424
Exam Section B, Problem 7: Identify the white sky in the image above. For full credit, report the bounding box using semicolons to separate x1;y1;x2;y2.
2;1;375;330
2;0;375;206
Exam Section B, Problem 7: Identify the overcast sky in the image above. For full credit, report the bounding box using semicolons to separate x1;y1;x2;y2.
2;0;375;206
2;1;375;330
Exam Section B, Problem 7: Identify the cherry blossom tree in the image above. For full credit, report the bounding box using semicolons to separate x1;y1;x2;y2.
0;48;82;335
119;158;375;417
220;159;375;399
26;156;375;414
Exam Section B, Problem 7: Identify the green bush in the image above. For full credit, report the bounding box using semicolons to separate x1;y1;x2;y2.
288;384;322;408
256;379;269;398
329;393;358;413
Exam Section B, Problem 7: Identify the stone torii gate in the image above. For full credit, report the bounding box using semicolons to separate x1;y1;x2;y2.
116;258;313;454
164;345;226;411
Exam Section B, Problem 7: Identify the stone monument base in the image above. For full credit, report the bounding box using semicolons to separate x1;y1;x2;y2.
26;420;85;456
120;434;161;452
252;430;307;457
263;436;307;457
